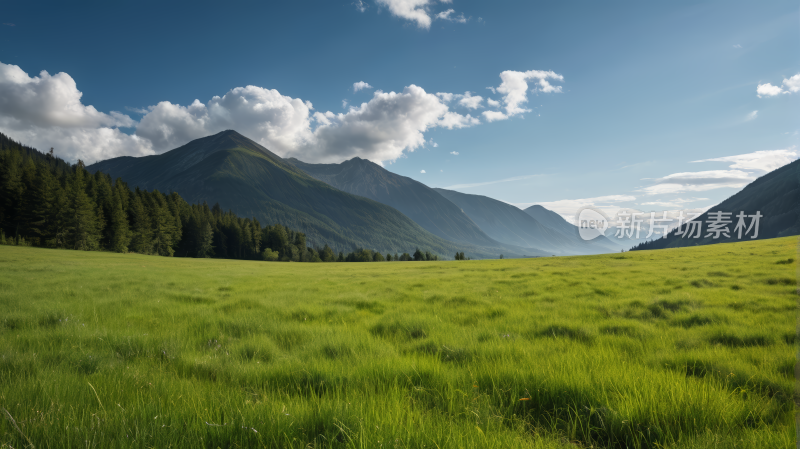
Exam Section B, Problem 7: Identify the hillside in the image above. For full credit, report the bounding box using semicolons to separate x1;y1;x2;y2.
287;157;501;247
433;188;612;255
632;158;800;250
88;130;535;258
524;205;622;253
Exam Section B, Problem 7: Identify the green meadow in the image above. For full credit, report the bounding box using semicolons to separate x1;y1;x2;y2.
0;237;797;448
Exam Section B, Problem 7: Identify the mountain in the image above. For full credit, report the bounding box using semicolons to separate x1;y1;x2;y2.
524;205;622;253
632;158;800;251
432;189;619;255
87;130;532;258
286;157;502;247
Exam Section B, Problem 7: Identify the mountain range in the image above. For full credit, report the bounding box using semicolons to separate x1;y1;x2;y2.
88;130;546;258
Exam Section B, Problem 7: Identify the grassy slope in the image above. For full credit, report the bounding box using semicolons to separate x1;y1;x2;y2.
0;237;797;448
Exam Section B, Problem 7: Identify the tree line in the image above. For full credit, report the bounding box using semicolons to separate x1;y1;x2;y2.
0;134;442;262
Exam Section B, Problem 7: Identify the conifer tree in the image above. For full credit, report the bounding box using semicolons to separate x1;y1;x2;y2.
67;163;101;251
109;191;131;253
197;222;214;258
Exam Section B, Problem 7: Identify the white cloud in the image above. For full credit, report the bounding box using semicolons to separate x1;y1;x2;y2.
457;91;483;109
137;87;316;156
0;61;151;161
639;170;754;195
373;0;465;29
757;83;783;97
1;61;569;167
486;98;500;108
0;62;135;129
353;0;368;12
450;151;458;155
745;110;758;121
692;147;798;172
420;169;426;173
481;110;508;122
438;111;480;129
639;198;709;208
353;81;373;92
514;195;636;223
435;9;466;23
733;44;742;49
304;85;478;163
376;0;434;29
487;70;564;120
756;74;800;97
435;92;454;103
783;74;800;93
637;147;799;196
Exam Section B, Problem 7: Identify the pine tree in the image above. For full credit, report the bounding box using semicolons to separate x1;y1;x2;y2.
109;191;130;253
67;163;101;251
129;195;152;254
197;222;214;258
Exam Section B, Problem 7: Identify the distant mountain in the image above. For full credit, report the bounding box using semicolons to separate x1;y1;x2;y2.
432;189;618;255
287;157;502;246
524;205;622;253
88;130;530;258
632;158;800;251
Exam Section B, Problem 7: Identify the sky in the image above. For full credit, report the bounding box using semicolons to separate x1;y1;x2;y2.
1;0;798;225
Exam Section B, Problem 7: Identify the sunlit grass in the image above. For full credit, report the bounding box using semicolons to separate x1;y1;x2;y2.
0;236;797;448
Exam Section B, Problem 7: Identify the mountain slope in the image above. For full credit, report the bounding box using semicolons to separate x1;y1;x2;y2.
432;188;575;254
632;158;800;250
523;205;622;253
287;157;502;247
433;189;619;255
88;130;530;258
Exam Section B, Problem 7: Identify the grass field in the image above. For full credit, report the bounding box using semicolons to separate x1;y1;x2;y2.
0;237;798;448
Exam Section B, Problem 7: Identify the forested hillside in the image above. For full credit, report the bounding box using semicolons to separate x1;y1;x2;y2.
0;133;437;262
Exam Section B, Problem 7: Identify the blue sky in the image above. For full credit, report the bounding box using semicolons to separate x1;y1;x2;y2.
1;0;797;222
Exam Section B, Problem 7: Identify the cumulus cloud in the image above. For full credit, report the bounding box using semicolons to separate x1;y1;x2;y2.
420;169;426;173
757;83;783;97
486;98;500;108
783;74;800;93
482;70;564;121
353;81;373;92
756;73;800;97
353;0;368;12
450;151;458;155
136;87;316;156
435;9;466;23
435;92;454;103
376;0;434;29
481;110;508;122
1;61;569;166
300;85;478;163
0;61;151;161
375;0;464;29
745;110;758;121
457;91;483;109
